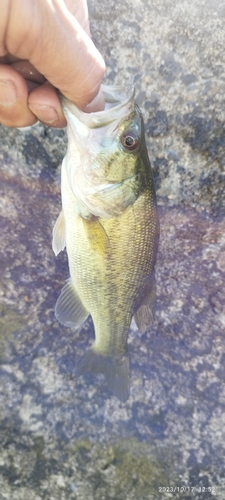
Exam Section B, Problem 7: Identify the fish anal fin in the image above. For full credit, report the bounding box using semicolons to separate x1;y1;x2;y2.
75;348;130;402
82;217;111;257
55;279;88;328
134;276;156;333
52;210;66;256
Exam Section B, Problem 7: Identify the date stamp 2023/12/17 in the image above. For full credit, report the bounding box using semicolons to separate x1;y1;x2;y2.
158;485;218;495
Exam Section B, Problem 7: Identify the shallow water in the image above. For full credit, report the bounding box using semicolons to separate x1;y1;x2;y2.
0;156;224;499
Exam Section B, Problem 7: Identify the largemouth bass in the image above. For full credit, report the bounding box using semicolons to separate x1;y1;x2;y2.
52;85;159;402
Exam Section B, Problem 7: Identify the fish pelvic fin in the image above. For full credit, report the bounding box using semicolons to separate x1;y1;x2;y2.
52;210;66;256
134;274;156;333
75;347;130;403
55;279;89;328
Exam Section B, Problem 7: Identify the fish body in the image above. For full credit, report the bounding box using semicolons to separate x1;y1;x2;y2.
53;85;159;402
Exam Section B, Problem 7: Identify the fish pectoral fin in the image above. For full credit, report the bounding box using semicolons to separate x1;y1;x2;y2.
82;217;111;257
52;210;66;256
55;279;89;328
134;276;156;333
75;348;130;403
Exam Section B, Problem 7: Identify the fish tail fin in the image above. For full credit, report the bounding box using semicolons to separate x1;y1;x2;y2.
75;348;130;403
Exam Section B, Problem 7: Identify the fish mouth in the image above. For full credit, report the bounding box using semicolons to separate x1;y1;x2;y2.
60;85;135;129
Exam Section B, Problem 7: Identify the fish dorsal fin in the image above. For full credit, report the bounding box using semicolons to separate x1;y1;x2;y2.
134;275;156;333
52;211;66;256
55;279;89;328
82;217;111;257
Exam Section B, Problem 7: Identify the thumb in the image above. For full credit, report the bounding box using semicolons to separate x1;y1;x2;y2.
5;0;105;110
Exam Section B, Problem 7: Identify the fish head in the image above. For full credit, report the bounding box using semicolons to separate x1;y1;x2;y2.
60;85;148;218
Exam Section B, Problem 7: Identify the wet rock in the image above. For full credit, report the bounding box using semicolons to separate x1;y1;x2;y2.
146;110;169;137
182;73;198;86
159;52;181;83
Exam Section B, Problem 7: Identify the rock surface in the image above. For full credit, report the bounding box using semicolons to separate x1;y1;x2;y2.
0;0;225;498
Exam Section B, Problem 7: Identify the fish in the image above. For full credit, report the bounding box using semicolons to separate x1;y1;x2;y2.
52;85;159;402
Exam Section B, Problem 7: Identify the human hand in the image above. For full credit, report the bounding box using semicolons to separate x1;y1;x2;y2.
0;0;105;128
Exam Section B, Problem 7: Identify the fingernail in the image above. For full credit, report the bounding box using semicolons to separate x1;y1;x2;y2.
84;89;105;113
0;80;17;106
29;104;59;124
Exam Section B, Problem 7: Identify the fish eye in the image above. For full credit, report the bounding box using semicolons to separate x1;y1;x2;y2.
121;130;139;151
